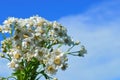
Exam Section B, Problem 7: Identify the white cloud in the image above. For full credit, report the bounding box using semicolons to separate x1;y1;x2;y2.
56;1;120;80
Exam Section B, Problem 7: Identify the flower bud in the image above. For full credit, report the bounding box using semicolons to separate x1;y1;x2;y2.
74;41;80;45
78;45;87;57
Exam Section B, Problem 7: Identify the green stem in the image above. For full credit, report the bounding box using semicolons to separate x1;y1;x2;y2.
67;45;75;52
67;51;80;56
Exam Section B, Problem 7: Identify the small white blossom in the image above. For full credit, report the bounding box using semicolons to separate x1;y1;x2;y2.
7;60;19;69
2;26;11;33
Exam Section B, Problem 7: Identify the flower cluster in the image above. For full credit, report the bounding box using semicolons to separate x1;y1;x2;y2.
0;16;86;80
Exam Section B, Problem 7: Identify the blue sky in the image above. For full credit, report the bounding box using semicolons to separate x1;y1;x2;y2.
0;0;105;21
0;0;120;80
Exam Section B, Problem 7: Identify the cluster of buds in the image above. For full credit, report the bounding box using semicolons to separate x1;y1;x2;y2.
0;16;86;80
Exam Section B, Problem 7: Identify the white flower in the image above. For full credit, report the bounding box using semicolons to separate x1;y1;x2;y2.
24;52;34;61
52;48;62;56
45;64;57;75
22;41;27;48
2;25;11;33
22;37;33;49
53;56;61;65
16;19;26;28
53;21;60;29
35;27;44;35
34;47;48;61
3;17;17;25
8;61;15;68
48;30;55;36
8;60;19;69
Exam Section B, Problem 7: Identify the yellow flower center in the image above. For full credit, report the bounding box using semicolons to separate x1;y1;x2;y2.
10;62;15;68
23;34;29;38
37;21;44;26
38;51;43;56
16;45;21;49
54;57;61;65
39;29;44;34
47;65;55;73
14;53;21;59
37;22;42;26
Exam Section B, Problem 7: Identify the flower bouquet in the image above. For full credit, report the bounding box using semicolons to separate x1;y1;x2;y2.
0;16;86;80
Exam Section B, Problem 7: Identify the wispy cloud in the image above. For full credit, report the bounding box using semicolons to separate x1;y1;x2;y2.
56;1;120;80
